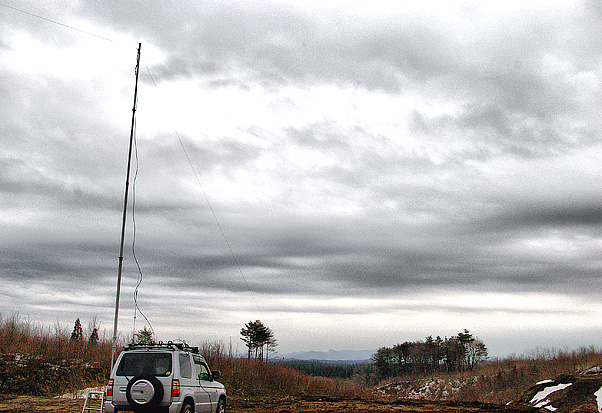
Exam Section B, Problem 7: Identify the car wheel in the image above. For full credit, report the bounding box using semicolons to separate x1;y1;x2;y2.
125;374;164;411
181;402;194;413
216;398;226;413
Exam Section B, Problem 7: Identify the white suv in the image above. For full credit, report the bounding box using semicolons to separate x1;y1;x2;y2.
105;342;226;413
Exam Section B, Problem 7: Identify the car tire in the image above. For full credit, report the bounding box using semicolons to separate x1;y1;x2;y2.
125;374;164;411
180;402;194;413
216;398;226;413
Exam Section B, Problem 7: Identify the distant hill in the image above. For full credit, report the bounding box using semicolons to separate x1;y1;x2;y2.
280;349;376;362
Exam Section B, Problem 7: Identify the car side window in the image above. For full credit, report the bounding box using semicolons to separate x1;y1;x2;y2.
193;357;210;381
179;353;192;379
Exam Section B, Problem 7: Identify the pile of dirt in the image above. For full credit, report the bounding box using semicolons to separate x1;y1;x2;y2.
508;368;602;412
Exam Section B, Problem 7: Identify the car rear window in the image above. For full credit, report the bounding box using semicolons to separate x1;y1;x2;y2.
117;352;172;377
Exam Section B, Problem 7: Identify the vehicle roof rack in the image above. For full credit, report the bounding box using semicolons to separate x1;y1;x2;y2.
123;340;200;354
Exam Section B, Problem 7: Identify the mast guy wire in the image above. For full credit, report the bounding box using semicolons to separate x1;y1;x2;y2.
0;2;113;42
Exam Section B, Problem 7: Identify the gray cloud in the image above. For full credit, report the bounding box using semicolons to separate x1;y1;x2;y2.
2;0;602;355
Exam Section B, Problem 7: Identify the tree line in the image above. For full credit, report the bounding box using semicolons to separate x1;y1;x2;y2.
281;360;357;379
372;329;488;377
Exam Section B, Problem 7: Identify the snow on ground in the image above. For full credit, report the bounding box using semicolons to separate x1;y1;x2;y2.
530;383;573;410
594;386;602;413
56;387;106;399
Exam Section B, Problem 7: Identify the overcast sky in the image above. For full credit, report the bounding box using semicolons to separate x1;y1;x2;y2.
1;0;602;358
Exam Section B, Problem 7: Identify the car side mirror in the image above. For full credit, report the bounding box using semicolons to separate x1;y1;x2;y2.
212;370;221;380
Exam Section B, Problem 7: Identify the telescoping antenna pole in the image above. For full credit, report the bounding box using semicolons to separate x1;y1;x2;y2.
111;43;142;368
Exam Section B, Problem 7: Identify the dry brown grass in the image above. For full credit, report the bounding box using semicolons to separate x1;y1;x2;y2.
0;314;113;366
3;313;598;404
377;346;602;404
0;315;369;398
0;313;112;395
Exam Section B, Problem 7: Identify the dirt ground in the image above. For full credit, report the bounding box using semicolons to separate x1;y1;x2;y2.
228;395;541;412
0;394;541;413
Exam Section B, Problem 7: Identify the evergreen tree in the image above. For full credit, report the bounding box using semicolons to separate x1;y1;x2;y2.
70;318;83;341
87;316;100;344
372;347;394;377
134;326;154;345
456;329;474;371
240;320;277;361
89;327;99;344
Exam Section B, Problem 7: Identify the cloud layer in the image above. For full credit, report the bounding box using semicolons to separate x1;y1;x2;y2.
1;0;602;356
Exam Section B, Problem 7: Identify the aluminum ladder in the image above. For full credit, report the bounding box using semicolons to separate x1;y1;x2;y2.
82;391;105;413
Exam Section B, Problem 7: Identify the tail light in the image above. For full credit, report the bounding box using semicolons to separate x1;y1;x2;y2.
106;379;114;397
171;379;180;398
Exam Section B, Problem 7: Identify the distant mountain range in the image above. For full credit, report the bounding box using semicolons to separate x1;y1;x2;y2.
279;349;376;362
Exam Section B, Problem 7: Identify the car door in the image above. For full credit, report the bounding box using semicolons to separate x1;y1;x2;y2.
198;361;221;408
193;356;213;413
178;353;199;407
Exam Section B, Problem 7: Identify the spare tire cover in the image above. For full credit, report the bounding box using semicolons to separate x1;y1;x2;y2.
125;374;164;410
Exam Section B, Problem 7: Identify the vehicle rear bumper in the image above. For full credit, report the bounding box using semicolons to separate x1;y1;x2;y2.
104;401;182;413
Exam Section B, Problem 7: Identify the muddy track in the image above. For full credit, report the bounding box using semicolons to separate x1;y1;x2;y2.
0;395;540;413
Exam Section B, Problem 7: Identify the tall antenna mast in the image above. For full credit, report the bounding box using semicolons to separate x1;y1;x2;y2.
112;43;142;367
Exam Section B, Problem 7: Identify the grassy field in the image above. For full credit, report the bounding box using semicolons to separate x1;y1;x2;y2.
1;313;600;407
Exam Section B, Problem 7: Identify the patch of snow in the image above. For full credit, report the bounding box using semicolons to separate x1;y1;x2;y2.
537;379;554;385
56;387;106;399
594;385;602;413
534;399;558;411
405;378;463;400
530;383;573;409
587;366;602;375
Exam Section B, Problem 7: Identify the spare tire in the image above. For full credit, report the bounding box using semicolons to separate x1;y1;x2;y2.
125;374;164;411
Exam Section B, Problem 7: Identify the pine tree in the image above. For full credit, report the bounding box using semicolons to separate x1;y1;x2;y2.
240;320;277;361
70;318;83;341
134;326;154;345
89;327;99;344
87;316;100;344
